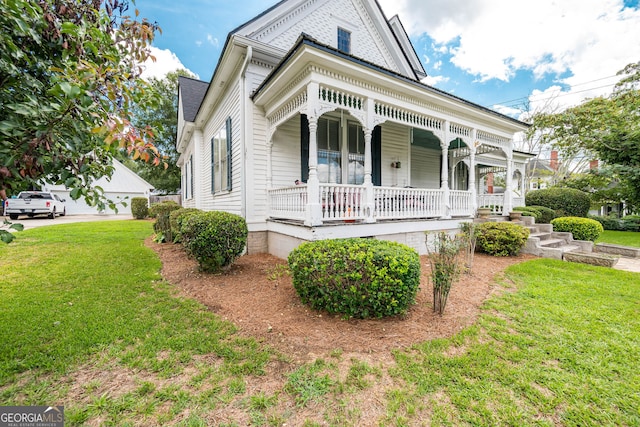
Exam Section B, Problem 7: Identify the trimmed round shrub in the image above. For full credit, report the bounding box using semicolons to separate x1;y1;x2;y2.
512;206;541;222
288;239;421;319
131;197;149;219
525;188;591;217
180;211;248;272
148;200;181;219
551;217;604;241
525;205;556;223
476;222;530;256
170;208;202;243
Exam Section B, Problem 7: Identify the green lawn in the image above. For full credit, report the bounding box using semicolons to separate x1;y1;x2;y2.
1;221;638;426
597;230;640;247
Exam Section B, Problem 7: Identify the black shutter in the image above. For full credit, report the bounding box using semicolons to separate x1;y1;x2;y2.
210;137;215;193
189;155;194;198
226;116;232;191
300;114;309;183
372;125;382;186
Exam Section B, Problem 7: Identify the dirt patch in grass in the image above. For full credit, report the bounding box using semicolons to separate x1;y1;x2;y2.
147;240;535;363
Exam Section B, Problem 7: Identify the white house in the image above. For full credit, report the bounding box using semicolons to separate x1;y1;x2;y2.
177;0;533;258
42;158;154;215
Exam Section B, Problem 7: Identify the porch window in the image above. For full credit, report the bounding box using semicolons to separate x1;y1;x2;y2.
347;122;365;184
337;28;351;54
318;117;341;183
211;117;232;193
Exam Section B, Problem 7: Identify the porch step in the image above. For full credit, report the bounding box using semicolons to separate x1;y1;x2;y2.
522;221;594;261
539;238;567;249
563;251;620;267
595;243;640;258
541;244;581;260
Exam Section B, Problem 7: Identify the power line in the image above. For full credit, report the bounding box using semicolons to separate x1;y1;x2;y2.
498;82;618;110
486;74;621;109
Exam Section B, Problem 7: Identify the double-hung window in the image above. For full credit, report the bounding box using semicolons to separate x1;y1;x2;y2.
337;28;351;54
211;117;232;193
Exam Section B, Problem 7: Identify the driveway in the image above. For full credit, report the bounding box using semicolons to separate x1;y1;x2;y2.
3;214;133;230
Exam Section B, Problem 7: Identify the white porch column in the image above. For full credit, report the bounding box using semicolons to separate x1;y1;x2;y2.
265;134;273;218
362;127;375;223
441;122;451;219
305;83;322;226
504;154;514;215
363;98;375;223
469;131;477;213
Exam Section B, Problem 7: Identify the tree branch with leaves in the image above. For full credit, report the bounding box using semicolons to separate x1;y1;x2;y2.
0;0;165;210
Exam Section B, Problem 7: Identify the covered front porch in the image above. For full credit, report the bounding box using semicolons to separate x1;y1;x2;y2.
252;35;530;230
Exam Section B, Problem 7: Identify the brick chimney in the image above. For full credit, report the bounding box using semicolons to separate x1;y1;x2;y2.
590;159;599;170
487;172;494;194
550;150;558;171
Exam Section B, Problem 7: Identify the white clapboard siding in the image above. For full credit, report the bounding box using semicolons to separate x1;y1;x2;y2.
380;122;410;187
410;145;441;189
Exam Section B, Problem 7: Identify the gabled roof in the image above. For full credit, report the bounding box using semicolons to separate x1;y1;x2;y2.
178;76;209;122
44;158;154;193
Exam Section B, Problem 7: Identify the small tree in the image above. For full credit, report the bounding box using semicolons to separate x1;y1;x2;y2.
426;232;464;315
458;222;478;273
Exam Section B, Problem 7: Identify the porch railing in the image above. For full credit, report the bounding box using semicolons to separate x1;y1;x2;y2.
269;186;307;221
449;190;472;217
268;185;508;223
373;187;443;220
320;184;366;221
476;194;504;214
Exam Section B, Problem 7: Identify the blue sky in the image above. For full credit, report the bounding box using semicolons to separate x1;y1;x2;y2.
134;0;640;118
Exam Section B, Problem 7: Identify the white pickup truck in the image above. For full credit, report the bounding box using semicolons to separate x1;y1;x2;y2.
4;191;66;220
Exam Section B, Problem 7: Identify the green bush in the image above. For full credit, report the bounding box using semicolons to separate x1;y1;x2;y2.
476;222;530;256
288;239;421;319
170;208;202;243
130;197;149;219
180;211;248;272
551;217;604;241
622;215;640;232
525;205;556;223
526;188;591;217
148;200;181;219
512;206;541;222
149;201;182;242
589;214;622;231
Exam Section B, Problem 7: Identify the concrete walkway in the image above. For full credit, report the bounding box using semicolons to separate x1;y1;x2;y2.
613;257;640;273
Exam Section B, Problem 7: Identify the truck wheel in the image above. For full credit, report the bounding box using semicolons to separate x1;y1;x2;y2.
49;209;56;219
9;214;19;220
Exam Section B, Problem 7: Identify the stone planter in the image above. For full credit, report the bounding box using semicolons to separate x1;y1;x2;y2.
477;207;492;219
509;211;522;221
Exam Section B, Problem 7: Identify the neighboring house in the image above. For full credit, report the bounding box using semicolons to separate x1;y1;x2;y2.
526;150;559;191
42;158;154;215
176;0;532;258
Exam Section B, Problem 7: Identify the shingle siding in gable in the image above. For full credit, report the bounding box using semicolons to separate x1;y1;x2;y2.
257;0;396;72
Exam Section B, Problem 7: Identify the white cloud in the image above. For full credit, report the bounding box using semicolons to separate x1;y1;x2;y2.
140;46;196;80
378;0;640;106
421;75;449;86
207;34;219;47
